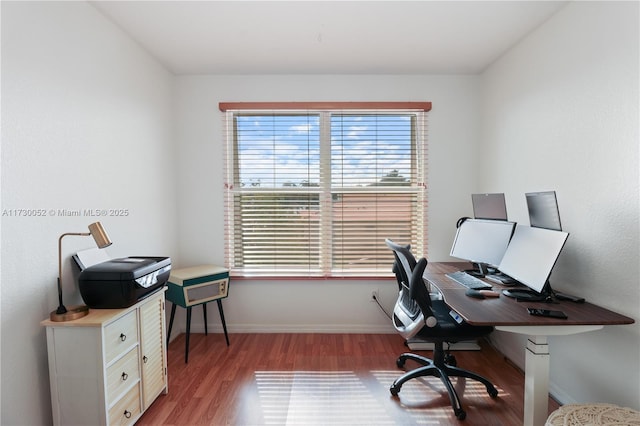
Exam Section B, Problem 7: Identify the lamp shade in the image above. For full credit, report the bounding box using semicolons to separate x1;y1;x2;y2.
88;222;112;249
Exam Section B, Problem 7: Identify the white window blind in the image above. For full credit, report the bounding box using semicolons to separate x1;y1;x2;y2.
221;102;430;278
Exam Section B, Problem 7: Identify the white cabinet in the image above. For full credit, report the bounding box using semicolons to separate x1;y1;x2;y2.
42;289;168;426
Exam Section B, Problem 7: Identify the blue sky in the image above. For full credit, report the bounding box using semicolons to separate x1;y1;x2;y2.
236;113;414;188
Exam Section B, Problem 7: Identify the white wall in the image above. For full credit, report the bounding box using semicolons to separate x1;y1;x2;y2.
1;2;176;425
480;1;639;408
173;74;481;334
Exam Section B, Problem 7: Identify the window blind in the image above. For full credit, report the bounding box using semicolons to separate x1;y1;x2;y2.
222;103;429;278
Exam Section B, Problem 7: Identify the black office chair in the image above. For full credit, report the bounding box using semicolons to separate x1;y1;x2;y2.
385;238;498;420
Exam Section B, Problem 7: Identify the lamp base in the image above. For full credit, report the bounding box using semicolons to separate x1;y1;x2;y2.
49;305;89;322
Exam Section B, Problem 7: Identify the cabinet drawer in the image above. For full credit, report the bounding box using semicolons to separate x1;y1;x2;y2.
108;384;141;426
105;310;139;364
107;347;140;404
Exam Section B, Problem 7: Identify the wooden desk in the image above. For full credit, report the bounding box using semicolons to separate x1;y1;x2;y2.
424;262;635;426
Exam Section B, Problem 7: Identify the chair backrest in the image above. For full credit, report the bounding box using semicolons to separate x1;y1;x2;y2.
385;239;437;339
385;239;415;282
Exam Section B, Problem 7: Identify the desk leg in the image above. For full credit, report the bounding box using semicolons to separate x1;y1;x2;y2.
167;303;177;347
524;336;550;426
217;299;230;346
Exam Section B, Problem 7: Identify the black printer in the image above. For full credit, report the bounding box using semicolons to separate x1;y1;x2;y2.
78;256;171;309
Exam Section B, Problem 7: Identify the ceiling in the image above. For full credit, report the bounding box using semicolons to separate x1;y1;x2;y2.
91;1;568;75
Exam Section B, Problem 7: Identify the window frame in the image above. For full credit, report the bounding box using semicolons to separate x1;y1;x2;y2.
220;102;431;279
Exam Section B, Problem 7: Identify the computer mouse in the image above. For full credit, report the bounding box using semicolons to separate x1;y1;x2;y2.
466;289;500;299
465;289;486;299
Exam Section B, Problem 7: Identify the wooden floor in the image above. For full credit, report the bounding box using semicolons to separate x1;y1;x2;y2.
138;333;559;425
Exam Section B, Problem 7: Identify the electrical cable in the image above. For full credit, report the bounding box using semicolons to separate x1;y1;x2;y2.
372;293;392;320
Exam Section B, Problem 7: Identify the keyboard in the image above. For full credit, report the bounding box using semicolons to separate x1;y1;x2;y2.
445;271;492;290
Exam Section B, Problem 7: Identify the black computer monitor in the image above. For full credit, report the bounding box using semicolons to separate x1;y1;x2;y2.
450;218;516;276
472;193;508;221
499;225;569;300
526;191;562;231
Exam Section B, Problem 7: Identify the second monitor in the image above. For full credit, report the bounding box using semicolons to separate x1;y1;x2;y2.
499;225;569;301
450;218;516;276
526;190;562;231
472;193;508;221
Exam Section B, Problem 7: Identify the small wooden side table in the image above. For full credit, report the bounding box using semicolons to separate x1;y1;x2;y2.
165;265;230;363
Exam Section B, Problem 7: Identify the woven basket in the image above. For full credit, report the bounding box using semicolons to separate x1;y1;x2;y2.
546;403;640;426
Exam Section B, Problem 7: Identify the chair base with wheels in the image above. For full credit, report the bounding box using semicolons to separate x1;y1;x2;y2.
390;339;498;420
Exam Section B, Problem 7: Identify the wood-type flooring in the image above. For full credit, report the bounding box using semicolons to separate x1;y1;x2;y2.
138;333;559;425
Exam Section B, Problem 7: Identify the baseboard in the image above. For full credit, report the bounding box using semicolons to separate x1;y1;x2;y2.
170;323;397;335
406;338;480;351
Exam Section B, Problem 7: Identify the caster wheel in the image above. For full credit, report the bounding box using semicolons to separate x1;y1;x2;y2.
396;358;406;368
390;384;401;396
445;354;457;366
455;409;466;420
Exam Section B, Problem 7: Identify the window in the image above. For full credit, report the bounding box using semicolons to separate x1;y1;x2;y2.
221;102;430;278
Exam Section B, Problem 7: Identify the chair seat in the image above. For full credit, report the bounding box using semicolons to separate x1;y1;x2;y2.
415;299;493;342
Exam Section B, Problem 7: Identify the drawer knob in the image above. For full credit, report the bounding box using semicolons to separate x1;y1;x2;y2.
124;410;132;419
119;333;127;342
121;372;128;381
143;355;148;364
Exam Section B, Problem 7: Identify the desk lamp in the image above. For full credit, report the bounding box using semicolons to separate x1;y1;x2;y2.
50;221;112;322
